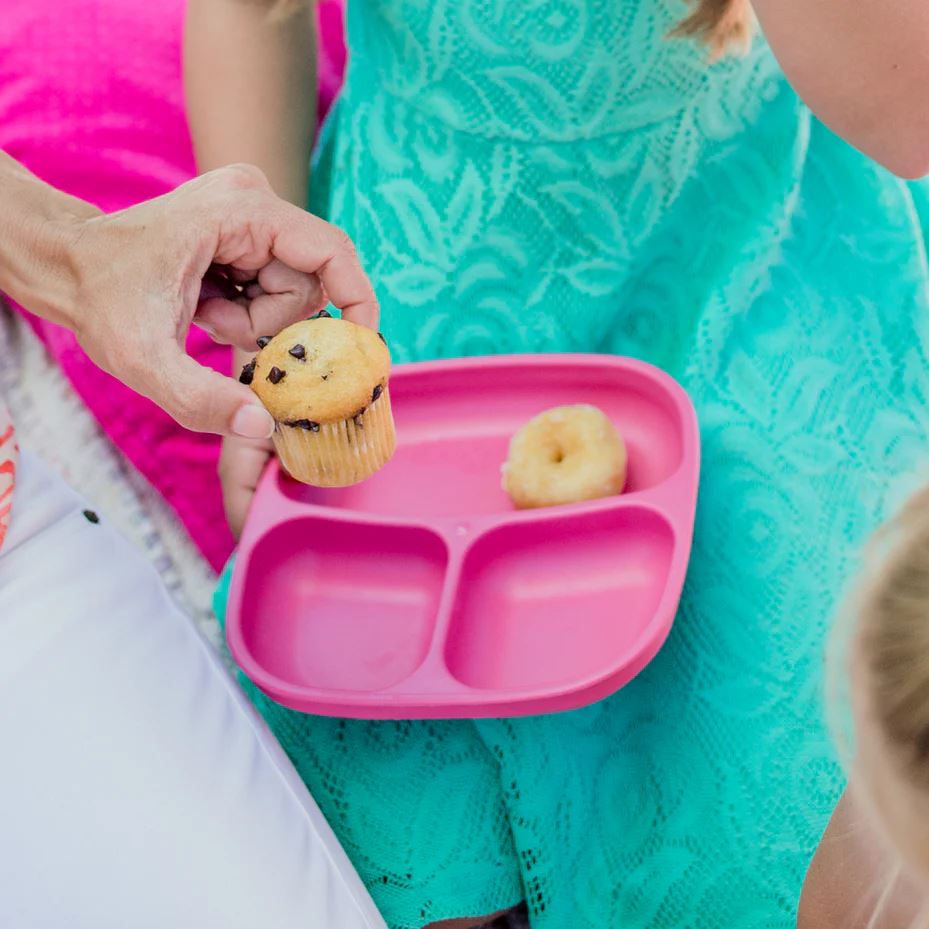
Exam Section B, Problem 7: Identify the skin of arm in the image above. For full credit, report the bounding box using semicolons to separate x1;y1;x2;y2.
184;0;316;206
0;151;101;329
752;0;929;178
185;0;319;533
0;152;375;439
799;787;929;929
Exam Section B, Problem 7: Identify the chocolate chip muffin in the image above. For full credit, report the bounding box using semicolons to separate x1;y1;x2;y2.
244;312;395;487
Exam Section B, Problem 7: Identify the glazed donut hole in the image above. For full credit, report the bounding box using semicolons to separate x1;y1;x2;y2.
502;404;627;510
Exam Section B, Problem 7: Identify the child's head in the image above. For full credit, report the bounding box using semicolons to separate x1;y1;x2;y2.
673;0;755;60
848;485;929;880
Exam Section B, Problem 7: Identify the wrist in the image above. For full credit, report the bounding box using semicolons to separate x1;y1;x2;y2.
44;210;104;331
21;206;103;332
0;153;101;330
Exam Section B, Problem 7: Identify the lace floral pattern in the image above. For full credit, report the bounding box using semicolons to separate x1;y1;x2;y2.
218;2;929;927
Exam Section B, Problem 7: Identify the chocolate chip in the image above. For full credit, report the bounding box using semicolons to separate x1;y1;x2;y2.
321;374;329;381
238;360;256;385
82;509;100;524
377;332;386;344
288;343;306;360
256;335;272;349
310;309;332;319
267;366;286;384
286;419;320;432
372;384;383;403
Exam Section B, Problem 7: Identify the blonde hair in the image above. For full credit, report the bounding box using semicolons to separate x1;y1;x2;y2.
856;485;929;793
672;0;756;60
841;482;929;911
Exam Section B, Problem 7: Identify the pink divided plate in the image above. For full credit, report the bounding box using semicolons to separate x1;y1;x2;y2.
226;354;700;719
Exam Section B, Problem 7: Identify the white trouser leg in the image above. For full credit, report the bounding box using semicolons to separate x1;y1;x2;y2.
0;451;384;929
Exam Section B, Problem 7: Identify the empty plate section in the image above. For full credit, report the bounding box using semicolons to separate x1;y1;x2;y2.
445;508;675;692
277;432;514;519
276;358;685;519
238;518;448;692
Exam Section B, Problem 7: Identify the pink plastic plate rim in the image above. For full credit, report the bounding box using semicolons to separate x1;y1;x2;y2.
226;354;700;719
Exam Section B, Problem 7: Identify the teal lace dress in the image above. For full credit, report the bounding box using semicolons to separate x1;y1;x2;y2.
215;2;929;926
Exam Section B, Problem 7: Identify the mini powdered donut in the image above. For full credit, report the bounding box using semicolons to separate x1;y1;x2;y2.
502;404;627;509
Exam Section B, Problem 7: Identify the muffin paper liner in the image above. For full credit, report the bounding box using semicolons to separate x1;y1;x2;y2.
273;388;396;487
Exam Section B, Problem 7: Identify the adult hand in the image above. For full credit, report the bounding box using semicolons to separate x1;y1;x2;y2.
57;163;378;438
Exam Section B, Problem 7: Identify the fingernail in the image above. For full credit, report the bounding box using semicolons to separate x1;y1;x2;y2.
195;320;218;339
232;404;274;439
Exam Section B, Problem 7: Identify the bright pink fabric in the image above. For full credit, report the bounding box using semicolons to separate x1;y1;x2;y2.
318;0;347;116
0;0;345;570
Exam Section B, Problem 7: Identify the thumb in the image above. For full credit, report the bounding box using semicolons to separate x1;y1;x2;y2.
153;347;274;438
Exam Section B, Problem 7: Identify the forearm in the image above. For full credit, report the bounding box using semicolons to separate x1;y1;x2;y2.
0;151;99;327
184;0;316;206
753;0;929;177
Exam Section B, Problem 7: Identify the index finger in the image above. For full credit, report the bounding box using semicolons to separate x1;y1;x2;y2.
268;203;380;329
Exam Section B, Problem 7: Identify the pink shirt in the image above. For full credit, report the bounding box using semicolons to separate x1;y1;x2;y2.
0;0;345;570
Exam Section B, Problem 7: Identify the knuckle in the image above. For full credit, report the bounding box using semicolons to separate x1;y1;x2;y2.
219;163;269;192
291;270;318;302
334;228;358;258
301;277;321;306
258;259;290;291
316;219;357;260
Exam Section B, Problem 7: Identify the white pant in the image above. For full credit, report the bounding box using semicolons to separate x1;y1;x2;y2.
0;452;385;929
